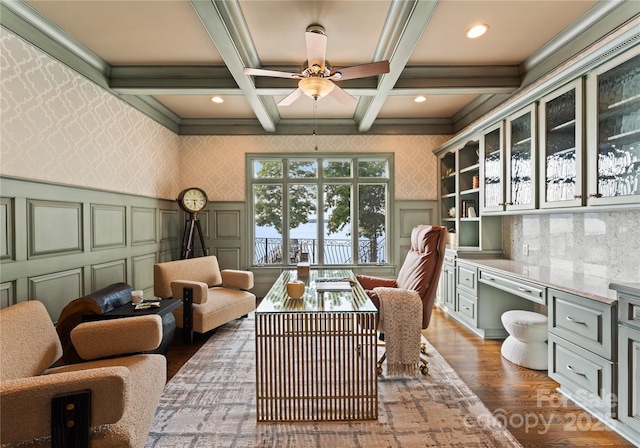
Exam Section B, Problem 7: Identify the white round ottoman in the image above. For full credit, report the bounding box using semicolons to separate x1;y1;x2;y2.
501;310;548;370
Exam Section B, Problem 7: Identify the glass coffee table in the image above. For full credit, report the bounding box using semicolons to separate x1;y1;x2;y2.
255;269;378;421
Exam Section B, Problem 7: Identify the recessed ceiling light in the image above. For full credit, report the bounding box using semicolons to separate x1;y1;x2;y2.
211;96;224;103
414;95;427;103
467;24;489;39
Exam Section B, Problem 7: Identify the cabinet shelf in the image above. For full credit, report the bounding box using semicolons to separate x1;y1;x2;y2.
608;92;640;110
607;128;640;142
460;188;480;196
460;217;480;222
442;192;457;199
550;119;576;132
460;164;480;173
547;146;576;157
514;136;532;146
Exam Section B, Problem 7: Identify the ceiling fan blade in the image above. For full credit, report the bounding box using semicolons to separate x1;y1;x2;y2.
278;88;304;106
243;67;300;79
305;30;327;70
330;60;390;81
328;83;357;106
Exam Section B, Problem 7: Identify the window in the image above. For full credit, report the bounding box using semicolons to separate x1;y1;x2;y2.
248;154;392;266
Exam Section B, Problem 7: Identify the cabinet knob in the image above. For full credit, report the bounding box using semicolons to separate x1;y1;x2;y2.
573;194;582;199
588;193;602;198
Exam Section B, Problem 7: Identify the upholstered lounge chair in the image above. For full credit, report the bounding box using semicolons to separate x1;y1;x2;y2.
0;300;166;448
357;224;447;374
154;255;256;343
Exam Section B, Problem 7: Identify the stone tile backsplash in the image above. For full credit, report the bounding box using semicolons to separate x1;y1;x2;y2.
503;210;640;283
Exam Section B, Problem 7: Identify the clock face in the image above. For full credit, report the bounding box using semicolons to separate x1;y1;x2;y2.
179;188;208;213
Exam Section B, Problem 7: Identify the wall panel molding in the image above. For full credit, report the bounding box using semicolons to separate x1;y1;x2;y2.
215;247;241;271
132;207;157;245
28;200;82;258
1;176;179;318
29;268;83;322
0;198;14;261
131;253;157;297
0;281;15;308
91;259;127;292
91;204;126;250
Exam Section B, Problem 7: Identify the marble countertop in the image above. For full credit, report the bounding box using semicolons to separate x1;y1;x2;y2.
458;258;622;305
609;282;640;297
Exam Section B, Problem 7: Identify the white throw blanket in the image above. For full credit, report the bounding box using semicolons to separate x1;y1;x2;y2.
375;287;423;376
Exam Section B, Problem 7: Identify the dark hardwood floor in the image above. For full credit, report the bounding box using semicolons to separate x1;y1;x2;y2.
164;308;635;447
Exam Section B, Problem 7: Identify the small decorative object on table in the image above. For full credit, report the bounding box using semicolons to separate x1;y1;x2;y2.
131;290;144;304
286;281;305;299
297;262;309;278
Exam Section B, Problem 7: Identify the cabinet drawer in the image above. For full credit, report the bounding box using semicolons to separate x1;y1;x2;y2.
443;252;456;266
618;325;640;430
548;334;615;414
549;289;615;359
457;292;477;325
457;264;477;294
619;293;640;331
478;270;545;305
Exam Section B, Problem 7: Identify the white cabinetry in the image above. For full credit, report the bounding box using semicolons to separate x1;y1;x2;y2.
548;289;617;417
586;46;640;206
480;122;506;213
617;289;640;443
505;104;538;211
437;138;502;251
538;79;585;208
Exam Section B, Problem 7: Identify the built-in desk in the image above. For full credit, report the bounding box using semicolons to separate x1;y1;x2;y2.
457;258;617;305
435;257;638;446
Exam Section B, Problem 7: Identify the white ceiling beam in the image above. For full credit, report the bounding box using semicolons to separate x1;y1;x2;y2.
355;0;440;132
189;0;279;132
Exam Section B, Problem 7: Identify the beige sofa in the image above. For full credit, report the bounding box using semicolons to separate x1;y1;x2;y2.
0;300;166;448
154;255;256;342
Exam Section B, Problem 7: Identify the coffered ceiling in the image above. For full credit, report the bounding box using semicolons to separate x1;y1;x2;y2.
2;0;637;135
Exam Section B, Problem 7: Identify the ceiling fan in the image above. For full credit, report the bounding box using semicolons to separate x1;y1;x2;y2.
243;24;390;106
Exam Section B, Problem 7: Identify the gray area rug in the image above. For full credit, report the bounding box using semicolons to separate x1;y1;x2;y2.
146;315;522;447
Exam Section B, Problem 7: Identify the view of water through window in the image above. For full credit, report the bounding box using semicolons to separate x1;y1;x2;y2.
250;154;391;266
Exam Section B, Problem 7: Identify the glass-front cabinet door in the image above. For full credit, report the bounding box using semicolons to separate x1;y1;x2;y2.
539;79;584;208
586;47;640;205
480;122;505;213
505;104;537;211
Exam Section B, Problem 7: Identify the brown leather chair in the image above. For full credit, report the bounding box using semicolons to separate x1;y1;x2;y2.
357;224;447;374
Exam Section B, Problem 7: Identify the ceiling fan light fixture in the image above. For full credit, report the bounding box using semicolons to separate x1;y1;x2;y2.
298;77;334;99
467;23;489;39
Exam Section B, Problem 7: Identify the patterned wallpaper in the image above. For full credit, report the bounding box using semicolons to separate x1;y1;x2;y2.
179;134;448;202
0;28;180;199
1;28;446;202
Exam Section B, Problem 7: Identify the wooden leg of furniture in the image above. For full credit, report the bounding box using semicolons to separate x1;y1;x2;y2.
183;287;194;345
51;390;90;448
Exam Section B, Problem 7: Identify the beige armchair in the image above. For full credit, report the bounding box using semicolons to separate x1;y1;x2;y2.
154;255;256;343
0;300;166;448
